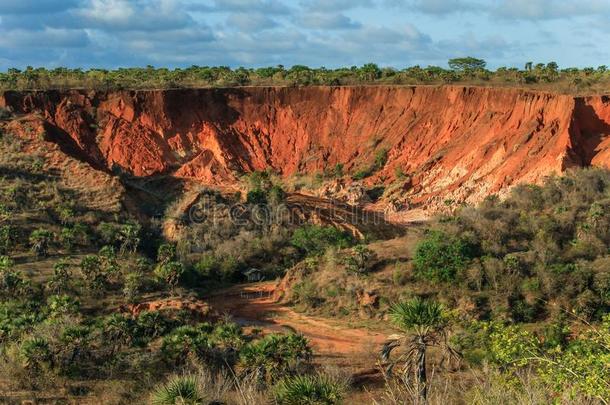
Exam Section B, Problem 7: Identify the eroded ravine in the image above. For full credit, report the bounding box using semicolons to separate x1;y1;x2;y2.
2;86;609;212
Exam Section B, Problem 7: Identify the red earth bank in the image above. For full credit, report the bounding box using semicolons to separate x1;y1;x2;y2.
2;86;609;209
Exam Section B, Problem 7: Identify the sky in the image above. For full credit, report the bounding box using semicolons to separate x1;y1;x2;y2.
0;0;608;71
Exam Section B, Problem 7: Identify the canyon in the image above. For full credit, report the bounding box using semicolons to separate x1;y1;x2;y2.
1;85;609;212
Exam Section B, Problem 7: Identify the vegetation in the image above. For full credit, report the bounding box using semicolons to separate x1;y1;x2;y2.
273;373;348;405
291;225;353;256
150;375;203;405
0;108;608;403
382;298;459;403
2;60;610;94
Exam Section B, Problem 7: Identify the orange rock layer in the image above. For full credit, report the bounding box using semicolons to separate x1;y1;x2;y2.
1;86;609;208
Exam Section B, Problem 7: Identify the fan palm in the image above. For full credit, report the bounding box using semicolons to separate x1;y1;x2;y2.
381;298;460;403
150;375;204;405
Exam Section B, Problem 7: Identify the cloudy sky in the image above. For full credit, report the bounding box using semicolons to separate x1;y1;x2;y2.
0;0;608;71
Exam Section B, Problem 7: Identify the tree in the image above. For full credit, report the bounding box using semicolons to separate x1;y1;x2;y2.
0;255;27;297
157;243;177;265
448;57;486;71
46;259;72;294
360;63;382;81
123;271;143;303
29;229;54;257
79;255;107;292
154;261;184;293
118;221;141;255
381;298;460;404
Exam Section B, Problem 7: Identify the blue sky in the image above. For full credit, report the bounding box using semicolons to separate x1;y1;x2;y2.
0;0;608;71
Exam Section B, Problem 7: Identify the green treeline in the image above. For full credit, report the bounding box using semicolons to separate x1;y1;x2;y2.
1;57;609;91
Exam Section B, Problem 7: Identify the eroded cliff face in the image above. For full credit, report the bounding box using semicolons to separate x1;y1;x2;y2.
1;86;609;209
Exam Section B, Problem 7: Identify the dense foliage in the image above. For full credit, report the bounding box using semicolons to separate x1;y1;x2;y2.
427;168;610;321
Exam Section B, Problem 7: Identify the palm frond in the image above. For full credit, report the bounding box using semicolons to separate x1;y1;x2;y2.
388;298;447;334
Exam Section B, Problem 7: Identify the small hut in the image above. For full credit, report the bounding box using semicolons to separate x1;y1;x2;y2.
242;268;264;282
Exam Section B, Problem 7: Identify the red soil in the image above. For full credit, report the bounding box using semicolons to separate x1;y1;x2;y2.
2;86;609;209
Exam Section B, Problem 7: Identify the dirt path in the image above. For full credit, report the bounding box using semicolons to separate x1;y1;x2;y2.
206;281;389;369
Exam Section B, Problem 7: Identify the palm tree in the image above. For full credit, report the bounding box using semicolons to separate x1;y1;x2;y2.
150;375;204;405
381;298;460;404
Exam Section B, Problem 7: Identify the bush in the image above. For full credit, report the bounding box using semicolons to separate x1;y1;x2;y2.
47;259;71;294
238;333;312;384
292;280;322;307
19;337;53;374
80;255;106;291
342;245;376;274
122;271;143;303
154;261;185;292
413;230;478;282
0;225;13;255
291;225;352;256
157;243;177;265
160;322;244;367
46;295;79;318
150;375;203;405
0;256;28;297
29;228;54;257
273;373;347;405
247;188;267;204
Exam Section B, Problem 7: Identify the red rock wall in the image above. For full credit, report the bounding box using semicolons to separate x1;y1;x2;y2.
1;86;609;207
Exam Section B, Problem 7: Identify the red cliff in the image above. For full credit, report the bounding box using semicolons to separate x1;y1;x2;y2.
1;86;609;209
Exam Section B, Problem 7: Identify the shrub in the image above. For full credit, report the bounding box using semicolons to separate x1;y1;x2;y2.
374;148;388;170
46;295;80;319
118;221;141;254
342;245;376;274
59;227;76;251
0;256;28;297
20;337;53;374
29;228;54;257
47;259;71;294
292;280;322;307
273;373;347;405
97;222;121;245
79;255;107;292
154;261;185;292
268;184;287;205
332;163;344;178
150;375;203;405
161;324;212;365
194;254;220;278
413;230;478;282
0;225;13;255
157;243;177;265
0;300;40;342
238;333;312;384
291;225;352;256
122;271;143;303
247;188;267;204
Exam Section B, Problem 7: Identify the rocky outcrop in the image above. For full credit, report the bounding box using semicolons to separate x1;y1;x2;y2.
1;86;609;210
